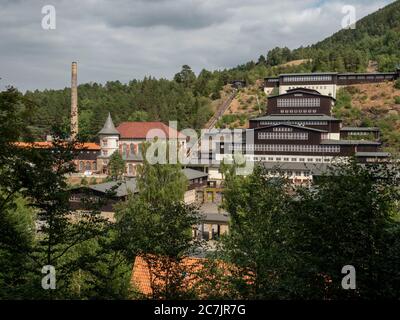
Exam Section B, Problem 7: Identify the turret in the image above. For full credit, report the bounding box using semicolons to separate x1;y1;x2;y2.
98;112;120;158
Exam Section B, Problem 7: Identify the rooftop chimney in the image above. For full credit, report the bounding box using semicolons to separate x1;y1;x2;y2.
71;61;78;139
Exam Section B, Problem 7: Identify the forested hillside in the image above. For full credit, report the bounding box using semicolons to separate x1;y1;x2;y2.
21;0;400;143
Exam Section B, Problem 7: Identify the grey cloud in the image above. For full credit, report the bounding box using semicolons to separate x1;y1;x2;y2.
0;0;395;91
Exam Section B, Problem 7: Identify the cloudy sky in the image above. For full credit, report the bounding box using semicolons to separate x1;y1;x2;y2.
0;0;394;91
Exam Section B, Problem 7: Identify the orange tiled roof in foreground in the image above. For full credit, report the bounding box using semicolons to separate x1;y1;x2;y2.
13;141;101;150
117;122;186;139
131;255;203;297
131;254;239;299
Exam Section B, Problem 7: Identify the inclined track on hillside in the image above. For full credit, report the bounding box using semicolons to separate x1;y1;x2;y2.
204;89;237;130
187;88;237;160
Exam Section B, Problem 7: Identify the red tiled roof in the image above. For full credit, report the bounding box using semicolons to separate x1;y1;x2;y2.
131;255;204;297
117;122;186;139
130;254;237;298
13;141;101;150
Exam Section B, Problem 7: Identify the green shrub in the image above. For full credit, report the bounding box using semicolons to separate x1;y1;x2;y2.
80;177;88;186
394;96;400;104
394;79;400;90
345;86;360;95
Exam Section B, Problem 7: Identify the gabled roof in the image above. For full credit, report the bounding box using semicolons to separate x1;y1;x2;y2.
131;255;205;297
84;169;207;197
253;123;327;133
280;72;338;77
89;179;138;197
99;113;120;135
182;168;208;180
261;162;331;175
117;122;186;139
286;88;321;94
269;88;336;101
14;141;101;150
355;152;390;157
321;139;381;145
341;127;380;132
250;114;340;121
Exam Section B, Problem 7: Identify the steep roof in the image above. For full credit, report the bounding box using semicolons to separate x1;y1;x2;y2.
355;152;390;157
253;123;327;133
131;255;204;297
321;139;380;145
117;122;186;139
250;115;339;121
14;141;101;150
98;113;120;135
261;162;331;175
89;179;138;197
85;169;207;197
182;168;208;180
341;127;380;132
269;88;336;101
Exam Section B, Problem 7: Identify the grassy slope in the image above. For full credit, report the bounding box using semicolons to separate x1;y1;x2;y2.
334;82;400;154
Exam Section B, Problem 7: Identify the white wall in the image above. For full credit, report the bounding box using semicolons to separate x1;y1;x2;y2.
279;84;337;98
184;189;196;204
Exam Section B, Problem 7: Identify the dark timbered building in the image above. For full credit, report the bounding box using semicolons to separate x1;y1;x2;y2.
217;87;389;184
264;69;400;98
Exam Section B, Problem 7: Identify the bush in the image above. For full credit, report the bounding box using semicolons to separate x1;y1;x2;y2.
394;96;400;104
345;86;361;95
394;79;400;90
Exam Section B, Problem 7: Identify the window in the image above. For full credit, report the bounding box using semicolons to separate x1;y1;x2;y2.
102;139;108;147
79;161;84;171
103;150;108;156
277;98;321;108
282;75;332;82
284;158;289;161
258;132;309;140
85;162;91;171
291;158;297;162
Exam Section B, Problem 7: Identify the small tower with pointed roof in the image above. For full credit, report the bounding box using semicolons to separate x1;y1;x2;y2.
98;112;120;160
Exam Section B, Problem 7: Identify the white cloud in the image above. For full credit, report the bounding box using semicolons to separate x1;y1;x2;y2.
0;0;394;91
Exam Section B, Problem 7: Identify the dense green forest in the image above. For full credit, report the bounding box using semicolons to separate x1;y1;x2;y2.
21;0;400;142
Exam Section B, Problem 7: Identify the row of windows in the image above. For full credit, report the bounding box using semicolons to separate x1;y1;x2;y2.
273;127;292;132
264;170;311;177
280;109;317;114
78;161;97;172
277;98;320;107
260;121;328;126
249;155;332;164
232;144;340;153
283;75;332;82
288;86;327;90
339;75;393;80
258;132;309;140
348;131;374;136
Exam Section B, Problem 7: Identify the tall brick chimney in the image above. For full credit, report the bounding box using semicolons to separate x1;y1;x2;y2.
71;61;78;139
